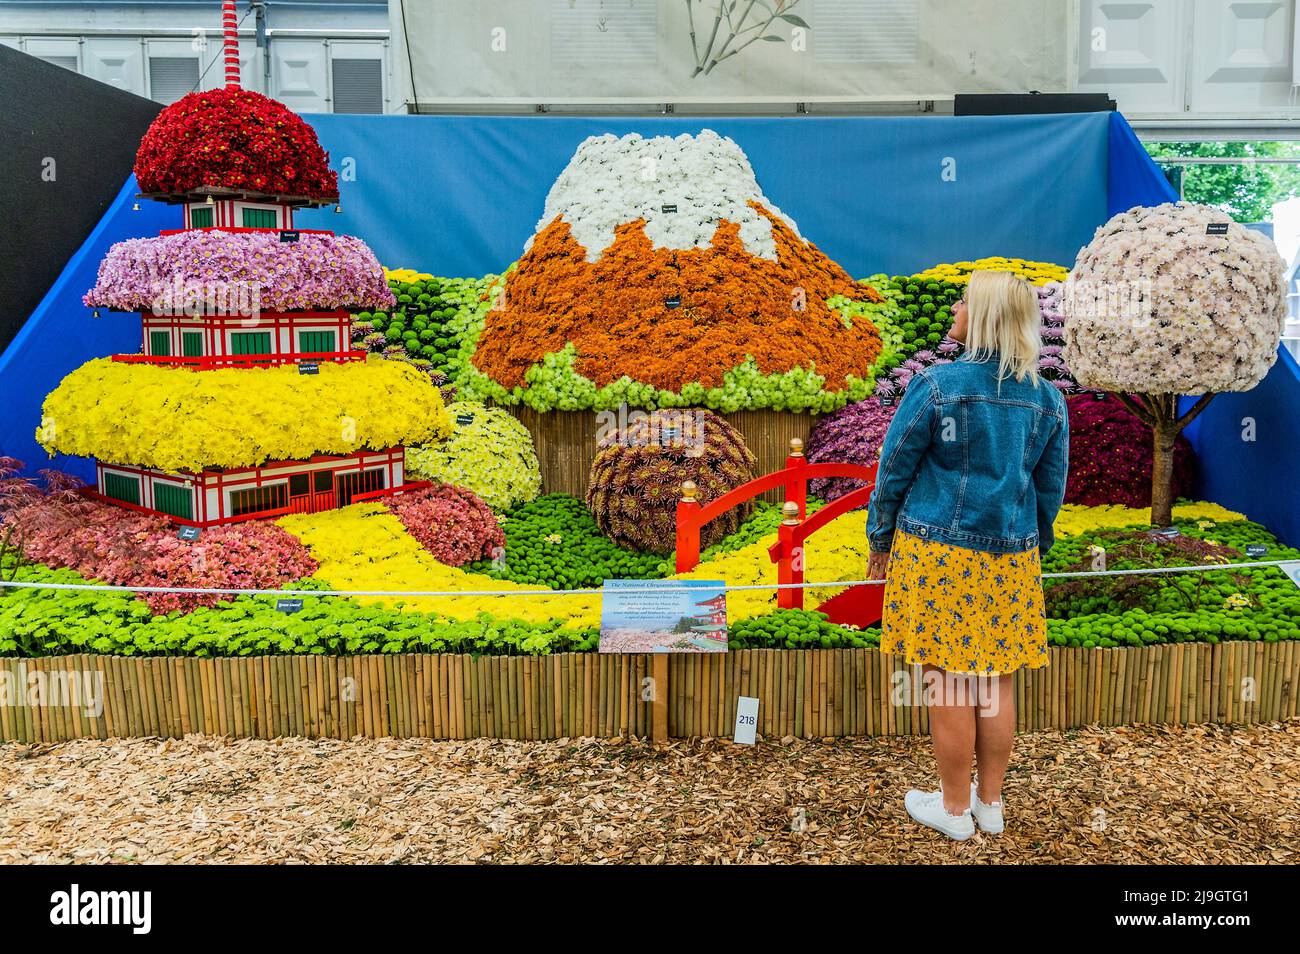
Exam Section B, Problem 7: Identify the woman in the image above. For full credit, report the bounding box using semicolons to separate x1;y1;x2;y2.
865;269;1068;841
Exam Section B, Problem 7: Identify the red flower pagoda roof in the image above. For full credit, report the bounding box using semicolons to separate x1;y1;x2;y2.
133;87;339;204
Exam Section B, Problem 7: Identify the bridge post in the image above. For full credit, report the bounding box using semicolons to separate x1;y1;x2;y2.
784;437;807;519
674;480;701;573
776;501;804;610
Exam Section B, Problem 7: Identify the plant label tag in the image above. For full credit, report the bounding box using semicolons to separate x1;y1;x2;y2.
665;296;681;309
279;230;301;243
733;696;759;745
1156;526;1181;538
1092;391;1107;401
880;397;895;407
276;598;304;614
1245;544;1268;558
1206;223;1229;236
1279;561;1300;591
176;526;201;542
298;361;319;375
661;204;677;213
456;413;475;426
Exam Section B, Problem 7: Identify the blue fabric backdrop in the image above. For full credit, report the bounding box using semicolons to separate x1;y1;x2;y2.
289;112;1110;279
3;109;1295;545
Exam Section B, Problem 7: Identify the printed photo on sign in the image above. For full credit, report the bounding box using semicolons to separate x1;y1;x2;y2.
599;579;728;653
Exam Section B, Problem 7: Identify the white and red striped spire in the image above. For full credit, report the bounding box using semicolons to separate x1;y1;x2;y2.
222;0;241;88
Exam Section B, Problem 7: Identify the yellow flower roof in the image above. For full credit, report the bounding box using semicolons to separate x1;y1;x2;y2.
39;357;452;473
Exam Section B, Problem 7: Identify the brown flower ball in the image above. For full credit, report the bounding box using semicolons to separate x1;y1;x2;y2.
586;410;757;555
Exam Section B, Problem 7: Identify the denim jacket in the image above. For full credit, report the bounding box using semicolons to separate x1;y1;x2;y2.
865;357;1069;556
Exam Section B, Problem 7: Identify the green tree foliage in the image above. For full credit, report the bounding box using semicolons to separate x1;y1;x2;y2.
1146;141;1300;222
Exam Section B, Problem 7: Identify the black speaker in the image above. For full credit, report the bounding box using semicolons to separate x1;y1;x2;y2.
954;92;1116;116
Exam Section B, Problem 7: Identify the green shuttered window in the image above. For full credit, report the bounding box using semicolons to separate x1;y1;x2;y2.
298;330;335;354
153;482;193;520
103;472;141;505
150;331;171;357
241;208;278;228
230;332;272;356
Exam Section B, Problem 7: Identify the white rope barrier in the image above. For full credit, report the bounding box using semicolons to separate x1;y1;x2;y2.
0;558;1292;599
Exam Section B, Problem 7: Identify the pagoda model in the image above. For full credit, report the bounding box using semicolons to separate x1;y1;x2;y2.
38;1;450;526
687;593;728;648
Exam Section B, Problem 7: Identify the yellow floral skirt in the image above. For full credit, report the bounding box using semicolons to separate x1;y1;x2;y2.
880;530;1048;676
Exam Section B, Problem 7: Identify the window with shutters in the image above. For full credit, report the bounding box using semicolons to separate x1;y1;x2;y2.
229;483;288;517
298;330;336;354
149;56;200;105
230;332;272;356
103;472;141;506
189;206;213;228
153;482;193;520
331;58;383;114
150;331;171;357
182;332;204;357
241;207;278;228
38;55;79;72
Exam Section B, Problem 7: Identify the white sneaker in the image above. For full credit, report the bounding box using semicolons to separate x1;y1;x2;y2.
970;783;1004;834
904;788;975;841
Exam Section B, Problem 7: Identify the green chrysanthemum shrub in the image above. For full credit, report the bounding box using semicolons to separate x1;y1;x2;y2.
585;409;757;555
406;401;542;511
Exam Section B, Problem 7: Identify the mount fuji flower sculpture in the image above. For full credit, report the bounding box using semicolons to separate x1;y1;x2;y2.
1062;201;1285;526
462;130;888;414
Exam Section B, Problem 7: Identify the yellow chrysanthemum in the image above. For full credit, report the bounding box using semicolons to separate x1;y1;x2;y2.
1053;501;1245;537
911;256;1070;286
39;356;452;472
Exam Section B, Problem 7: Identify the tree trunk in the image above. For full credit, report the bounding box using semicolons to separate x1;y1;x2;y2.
1149;410;1178;528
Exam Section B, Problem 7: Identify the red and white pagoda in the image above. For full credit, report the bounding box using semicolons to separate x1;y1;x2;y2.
41;2;443;527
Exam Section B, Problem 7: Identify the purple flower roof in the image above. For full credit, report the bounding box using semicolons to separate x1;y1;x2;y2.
83;229;396;312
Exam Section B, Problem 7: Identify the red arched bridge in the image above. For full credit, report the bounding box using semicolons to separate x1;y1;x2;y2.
674;439;884;628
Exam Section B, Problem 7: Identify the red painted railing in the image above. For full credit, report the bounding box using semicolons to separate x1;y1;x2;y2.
111;350;364;370
674;440;878;590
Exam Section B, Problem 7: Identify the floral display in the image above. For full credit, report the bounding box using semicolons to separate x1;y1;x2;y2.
5;484;1296;657
405;402;541;511
278;503;600;626
133;87;338;200
730;609;877;650
911;256;1069;286
804;398;897;502
1052;500;1243;537
0;562;598;657
1064;394;1195;508
39;357;452;473
2;486;315;614
84;230;395;313
464;494;664;588
1062;203;1284;525
1064;202;1285;396
463;131;886;411
1041;515;1300;648
352;270;486;378
586;409;757;555
384;484;505;568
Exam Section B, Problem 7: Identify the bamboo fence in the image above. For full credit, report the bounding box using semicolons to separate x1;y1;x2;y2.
0;642;1295;742
502;406;819;498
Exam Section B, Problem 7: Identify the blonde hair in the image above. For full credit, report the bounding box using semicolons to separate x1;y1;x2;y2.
962;269;1041;384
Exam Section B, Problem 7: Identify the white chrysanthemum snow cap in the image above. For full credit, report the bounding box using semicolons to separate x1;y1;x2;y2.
527;129;800;262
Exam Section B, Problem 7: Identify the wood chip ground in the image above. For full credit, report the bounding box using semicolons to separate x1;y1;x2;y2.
2;722;1296;864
